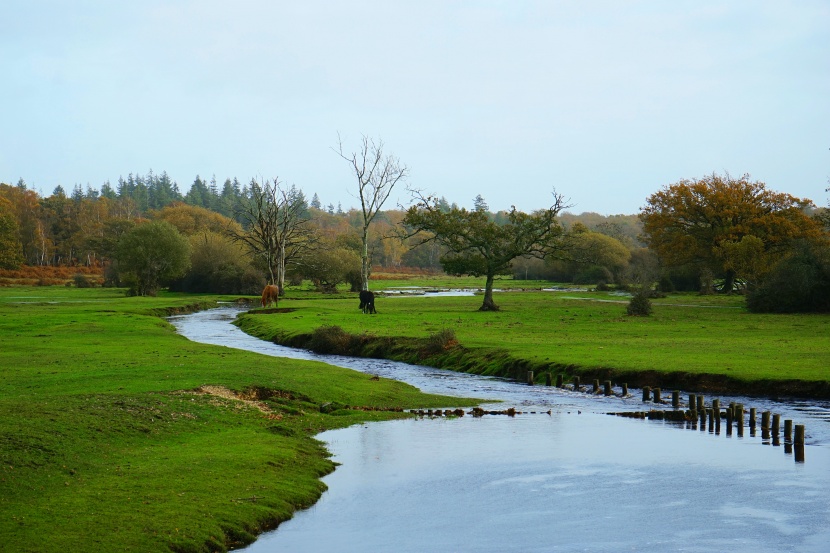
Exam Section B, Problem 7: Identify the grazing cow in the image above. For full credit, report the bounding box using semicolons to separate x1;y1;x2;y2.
358;290;377;314
261;285;279;308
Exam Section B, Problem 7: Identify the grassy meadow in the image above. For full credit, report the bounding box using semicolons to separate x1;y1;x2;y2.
239;280;830;388
0;286;474;552
3;277;829;552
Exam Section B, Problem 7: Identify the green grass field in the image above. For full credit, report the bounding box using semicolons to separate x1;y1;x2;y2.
3;280;829;551
0;287;473;552
240;284;830;385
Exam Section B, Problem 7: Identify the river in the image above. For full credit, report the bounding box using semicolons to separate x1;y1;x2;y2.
169;306;830;553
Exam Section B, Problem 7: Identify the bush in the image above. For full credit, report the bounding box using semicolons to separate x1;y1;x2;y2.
308;325;352;354
73;273;97;288
421;329;459;357
573;266;613;285
747;240;830;313
171;232;263;294
626;291;653;316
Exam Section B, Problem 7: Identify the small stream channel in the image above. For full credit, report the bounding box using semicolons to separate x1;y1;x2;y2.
170;306;830;553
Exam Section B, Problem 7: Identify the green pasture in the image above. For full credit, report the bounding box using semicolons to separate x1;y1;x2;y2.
240;287;830;384
0;287;472;552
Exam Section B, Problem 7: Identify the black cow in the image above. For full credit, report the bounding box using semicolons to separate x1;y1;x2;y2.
359;290;377;314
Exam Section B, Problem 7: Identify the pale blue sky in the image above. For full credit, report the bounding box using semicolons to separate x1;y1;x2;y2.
2;1;828;214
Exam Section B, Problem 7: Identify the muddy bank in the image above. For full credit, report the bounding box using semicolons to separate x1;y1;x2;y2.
246;322;830;401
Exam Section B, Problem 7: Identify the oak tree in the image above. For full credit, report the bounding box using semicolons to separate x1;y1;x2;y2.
403;192;569;311
639;173;821;292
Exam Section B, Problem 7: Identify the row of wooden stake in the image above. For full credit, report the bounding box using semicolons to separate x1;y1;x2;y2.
526;371;807;462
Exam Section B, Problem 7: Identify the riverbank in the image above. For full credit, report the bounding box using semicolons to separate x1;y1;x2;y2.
235;290;830;400
0;288;475;552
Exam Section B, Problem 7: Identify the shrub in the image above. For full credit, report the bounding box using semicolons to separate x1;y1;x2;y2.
747;240;830;313
626;291;653;316
308;325;352;354
421;329;459;357
594;281;611;291
73;273;97;288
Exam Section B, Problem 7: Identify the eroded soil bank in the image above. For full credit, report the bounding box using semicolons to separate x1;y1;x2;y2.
240;319;830;400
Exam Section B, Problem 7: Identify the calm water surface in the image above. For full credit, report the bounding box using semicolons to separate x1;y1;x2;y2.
170;307;830;553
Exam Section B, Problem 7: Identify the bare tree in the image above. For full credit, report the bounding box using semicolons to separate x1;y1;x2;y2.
229;178;315;295
337;134;408;291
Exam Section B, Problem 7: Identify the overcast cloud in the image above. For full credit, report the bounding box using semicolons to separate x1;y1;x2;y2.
2;1;828;214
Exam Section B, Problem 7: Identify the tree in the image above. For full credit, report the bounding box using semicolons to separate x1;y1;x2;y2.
230;178;315;294
0;198;24;269
184;175;212;209
747;239;830;313
296;244;361;293
403;192;569;311
473;194;489;213
153;202;240;237
172;231;263;295
115;221;191;296
639;173;822;292
558;224;631;284
337;134;408;291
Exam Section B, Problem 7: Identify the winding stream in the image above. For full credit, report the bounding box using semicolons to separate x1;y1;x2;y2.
170;306;830;553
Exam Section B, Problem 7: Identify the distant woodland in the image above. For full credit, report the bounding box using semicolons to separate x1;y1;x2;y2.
1;171;828;313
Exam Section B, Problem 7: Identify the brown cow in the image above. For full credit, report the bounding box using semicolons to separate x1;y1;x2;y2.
261;285;279;308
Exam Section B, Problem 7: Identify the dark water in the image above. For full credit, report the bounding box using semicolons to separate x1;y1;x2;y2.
169;307;830;553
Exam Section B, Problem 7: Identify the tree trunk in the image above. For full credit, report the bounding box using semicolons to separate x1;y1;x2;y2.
361;227;370;291
720;268;736;294
479;273;499;311
276;237;286;295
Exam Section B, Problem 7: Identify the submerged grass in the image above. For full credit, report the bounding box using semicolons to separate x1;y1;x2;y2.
0;287;473;552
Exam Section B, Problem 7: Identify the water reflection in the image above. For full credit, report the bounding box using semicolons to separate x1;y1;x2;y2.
169;307;830;553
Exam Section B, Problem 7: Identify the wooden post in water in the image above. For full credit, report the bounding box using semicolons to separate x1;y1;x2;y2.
761;411;771;430
697;395;705;412
736;404;744;437
707;408;714;430
689;394;697;411
592;379;600;394
712;399;720;415
749;408;757;429
672;390;680;408
771;414;781;446
556;374;564;388
784;419;793;442
653;388;662;403
642;386;651;402
545;372;552;386
794;425;805;444
572;376;581;391
725;407;733;435
794;425;806;463
621;383;628;396
604;381;612;396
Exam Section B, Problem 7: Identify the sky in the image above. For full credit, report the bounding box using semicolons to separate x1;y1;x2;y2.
2;1;828;215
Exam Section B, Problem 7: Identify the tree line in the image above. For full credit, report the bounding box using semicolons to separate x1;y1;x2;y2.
2;162;828;313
